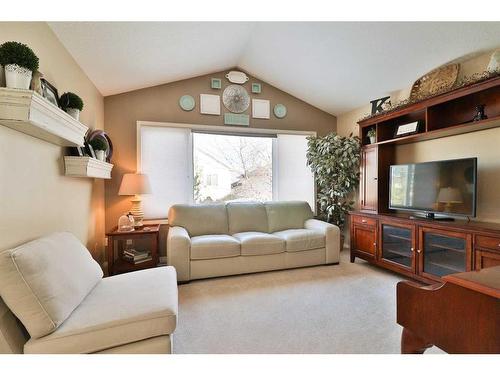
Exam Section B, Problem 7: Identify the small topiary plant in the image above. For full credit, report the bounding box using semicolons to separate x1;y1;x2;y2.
367;128;376;138
0;41;39;72
59;92;84;111
89;137;108;152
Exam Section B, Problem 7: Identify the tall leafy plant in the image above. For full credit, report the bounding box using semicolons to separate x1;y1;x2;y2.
306;133;361;230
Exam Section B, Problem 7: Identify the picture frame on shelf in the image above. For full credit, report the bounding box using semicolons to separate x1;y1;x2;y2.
40;78;59;108
394;121;421;138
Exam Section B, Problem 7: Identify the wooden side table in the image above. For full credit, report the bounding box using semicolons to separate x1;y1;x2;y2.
106;224;160;276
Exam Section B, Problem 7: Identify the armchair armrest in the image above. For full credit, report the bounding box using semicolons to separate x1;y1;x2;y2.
305;219;340;264
167;226;191;282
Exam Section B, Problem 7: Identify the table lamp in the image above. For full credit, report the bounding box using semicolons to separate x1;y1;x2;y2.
437;187;463;212
118;173;152;227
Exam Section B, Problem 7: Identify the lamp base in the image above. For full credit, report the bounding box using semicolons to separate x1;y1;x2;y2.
130;195;144;228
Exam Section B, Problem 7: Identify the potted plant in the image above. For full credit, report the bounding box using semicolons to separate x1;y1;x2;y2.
89;137;108;162
306;133;361;248
367;128;376;144
0;41;39;89
60;92;84;121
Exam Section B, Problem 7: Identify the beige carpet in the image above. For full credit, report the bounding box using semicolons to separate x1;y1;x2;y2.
174;251;443;354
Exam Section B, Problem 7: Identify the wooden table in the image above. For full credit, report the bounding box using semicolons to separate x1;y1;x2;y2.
396;266;500;354
106;224;160;276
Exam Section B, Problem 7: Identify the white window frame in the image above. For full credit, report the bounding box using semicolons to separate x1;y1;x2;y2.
136;121;316;217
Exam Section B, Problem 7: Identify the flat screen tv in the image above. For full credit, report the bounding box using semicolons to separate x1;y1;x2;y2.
389;158;477;218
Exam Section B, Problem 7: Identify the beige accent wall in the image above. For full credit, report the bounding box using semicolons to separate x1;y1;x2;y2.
337;50;500;227
104;69;337;231
0;22;105;261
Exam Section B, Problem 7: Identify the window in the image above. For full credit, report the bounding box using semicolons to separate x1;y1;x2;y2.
193;133;273;203
139;124;315;219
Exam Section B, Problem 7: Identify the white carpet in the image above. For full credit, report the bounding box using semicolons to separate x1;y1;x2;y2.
174;251;443;354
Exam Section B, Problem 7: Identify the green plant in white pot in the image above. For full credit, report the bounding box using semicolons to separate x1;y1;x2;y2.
367;128;376;144
0;41;39;89
60;92;84;121
306;133;361;244
89;137;108;162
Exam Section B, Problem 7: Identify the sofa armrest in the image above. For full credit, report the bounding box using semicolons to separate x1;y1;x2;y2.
167;226;191;282
304;219;340;264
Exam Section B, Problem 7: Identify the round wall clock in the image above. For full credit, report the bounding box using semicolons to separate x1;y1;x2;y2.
274;104;287;119
179;95;195;111
222;85;250;113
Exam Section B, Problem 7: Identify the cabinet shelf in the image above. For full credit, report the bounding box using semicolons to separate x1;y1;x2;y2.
366;116;500;147
386;233;412;241
385;248;411;258
427;243;465;253
0;88;88;146
64;156;113;179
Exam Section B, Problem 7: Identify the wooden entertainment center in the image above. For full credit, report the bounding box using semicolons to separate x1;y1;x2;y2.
350;76;500;283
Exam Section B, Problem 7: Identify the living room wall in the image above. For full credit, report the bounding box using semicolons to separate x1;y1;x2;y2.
0;22;106;262
336;50;500;245
104;69;337;232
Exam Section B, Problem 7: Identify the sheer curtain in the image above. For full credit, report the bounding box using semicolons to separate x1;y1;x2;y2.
275;134;315;212
139;126;192;219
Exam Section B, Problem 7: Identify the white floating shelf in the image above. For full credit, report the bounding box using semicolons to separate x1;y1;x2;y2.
64;156;113;179
0;88;88;146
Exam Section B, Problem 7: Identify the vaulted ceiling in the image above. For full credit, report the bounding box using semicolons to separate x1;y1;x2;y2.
48;22;500;115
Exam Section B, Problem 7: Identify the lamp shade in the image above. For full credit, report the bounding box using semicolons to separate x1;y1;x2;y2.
437;187;463;203
118;173;152;195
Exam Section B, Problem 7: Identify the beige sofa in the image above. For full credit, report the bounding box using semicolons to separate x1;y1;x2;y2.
167;201;340;282
0;232;178;354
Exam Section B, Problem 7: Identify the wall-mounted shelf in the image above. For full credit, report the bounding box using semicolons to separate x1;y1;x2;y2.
64;156;113;179
0;88;88;146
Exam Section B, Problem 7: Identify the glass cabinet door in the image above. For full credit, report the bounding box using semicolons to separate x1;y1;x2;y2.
420;231;467;278
380;223;414;270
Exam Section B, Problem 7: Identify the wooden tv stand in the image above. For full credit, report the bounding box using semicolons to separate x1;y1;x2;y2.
350;76;500;282
349;211;500;283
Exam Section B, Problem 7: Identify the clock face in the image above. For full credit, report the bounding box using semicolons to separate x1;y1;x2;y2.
222;85;250;113
274;104;287;118
179;95;195;111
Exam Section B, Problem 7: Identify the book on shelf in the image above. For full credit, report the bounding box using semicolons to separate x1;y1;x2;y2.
122;248;151;264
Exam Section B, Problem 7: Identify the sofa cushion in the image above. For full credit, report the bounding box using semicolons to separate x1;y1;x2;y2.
226;202;269;234
265;201;314;233
0;232;103;339
273;229;325;252
24;267;178;354
168;204;228;237
233;232;285;256
191;235;240;260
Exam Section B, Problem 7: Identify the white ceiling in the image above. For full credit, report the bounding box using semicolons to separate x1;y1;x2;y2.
48;22;500;115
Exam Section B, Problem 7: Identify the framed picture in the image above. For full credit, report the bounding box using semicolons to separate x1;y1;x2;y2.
200;94;221;115
40;78;59;107
84;142;96;158
252;99;270;119
394;121;421;138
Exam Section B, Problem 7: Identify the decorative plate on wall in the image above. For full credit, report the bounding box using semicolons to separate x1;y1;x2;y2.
273;104;287;119
179;95;195;111
223;85;250;113
225;71;249;84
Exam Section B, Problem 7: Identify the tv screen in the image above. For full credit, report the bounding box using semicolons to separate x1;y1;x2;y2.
389;158;477;217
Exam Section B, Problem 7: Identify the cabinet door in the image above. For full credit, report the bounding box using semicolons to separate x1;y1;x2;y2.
379;221;416;273
360;147;377;212
352;223;377;258
417;227;472;280
475;250;500;270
